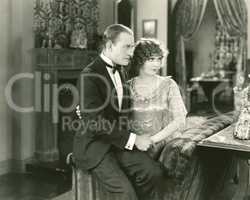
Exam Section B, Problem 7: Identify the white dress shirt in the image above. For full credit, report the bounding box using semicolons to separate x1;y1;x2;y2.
100;53;136;150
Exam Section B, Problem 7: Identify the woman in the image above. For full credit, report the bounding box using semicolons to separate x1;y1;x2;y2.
128;38;187;156
127;38;190;199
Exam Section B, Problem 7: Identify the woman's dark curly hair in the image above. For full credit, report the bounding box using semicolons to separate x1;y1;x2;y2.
129;38;168;78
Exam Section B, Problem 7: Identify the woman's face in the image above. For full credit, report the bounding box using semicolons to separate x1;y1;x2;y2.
140;56;163;76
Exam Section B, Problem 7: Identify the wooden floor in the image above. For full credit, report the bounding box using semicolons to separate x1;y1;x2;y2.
0;172;238;200
0;173;70;200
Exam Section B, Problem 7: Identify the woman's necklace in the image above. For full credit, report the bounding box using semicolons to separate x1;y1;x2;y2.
133;76;161;98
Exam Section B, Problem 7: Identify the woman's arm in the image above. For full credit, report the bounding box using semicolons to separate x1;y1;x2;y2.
150;78;187;144
150;117;185;143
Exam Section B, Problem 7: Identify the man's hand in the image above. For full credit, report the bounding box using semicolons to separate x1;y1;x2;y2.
134;135;153;151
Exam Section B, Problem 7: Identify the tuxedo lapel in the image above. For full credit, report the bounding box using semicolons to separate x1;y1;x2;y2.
119;68;130;112
93;57;119;111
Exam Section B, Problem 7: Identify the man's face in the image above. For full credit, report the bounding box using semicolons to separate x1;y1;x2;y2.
109;32;135;66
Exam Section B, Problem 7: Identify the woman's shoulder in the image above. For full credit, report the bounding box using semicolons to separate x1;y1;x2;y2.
126;77;135;85
157;75;178;87
127;75;178;90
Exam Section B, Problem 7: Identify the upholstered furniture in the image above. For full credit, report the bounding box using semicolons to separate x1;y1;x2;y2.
68;112;237;200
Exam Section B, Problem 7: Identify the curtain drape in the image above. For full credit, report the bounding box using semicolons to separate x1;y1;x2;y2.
175;0;208;104
213;0;248;86
213;0;247;37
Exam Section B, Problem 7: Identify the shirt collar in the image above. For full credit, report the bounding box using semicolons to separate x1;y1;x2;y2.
100;53;114;67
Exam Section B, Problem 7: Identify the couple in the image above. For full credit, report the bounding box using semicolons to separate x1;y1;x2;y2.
73;24;187;200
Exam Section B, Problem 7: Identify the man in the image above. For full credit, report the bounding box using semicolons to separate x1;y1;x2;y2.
73;24;164;200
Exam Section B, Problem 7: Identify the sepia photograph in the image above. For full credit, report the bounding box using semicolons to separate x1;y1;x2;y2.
0;0;250;200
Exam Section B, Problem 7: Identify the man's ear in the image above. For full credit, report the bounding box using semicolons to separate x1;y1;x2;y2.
106;40;113;51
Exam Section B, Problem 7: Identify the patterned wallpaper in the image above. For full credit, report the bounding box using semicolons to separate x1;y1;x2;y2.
33;0;99;49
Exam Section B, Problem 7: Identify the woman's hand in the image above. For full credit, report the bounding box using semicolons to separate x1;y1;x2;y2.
134;135;153;151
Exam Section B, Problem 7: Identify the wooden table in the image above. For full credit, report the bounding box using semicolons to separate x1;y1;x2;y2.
198;124;250;200
190;77;231;104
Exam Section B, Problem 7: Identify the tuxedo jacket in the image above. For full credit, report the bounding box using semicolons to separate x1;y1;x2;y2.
73;56;131;170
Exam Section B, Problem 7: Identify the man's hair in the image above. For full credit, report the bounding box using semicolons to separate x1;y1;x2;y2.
101;24;133;49
129;38;168;78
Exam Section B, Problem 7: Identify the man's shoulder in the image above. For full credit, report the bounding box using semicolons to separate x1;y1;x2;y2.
81;65;94;74
81;56;102;74
159;76;178;86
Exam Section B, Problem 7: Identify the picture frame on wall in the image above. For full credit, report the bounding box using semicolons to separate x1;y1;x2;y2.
142;19;157;38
